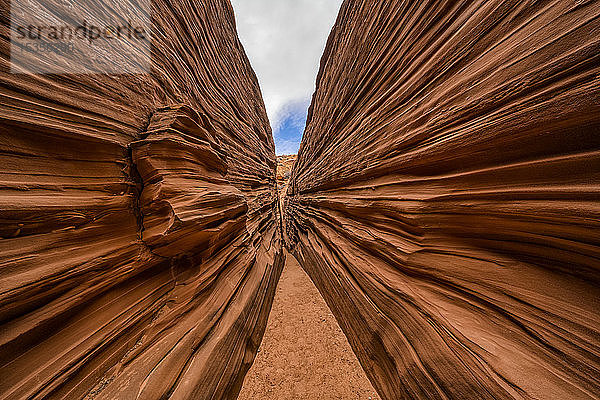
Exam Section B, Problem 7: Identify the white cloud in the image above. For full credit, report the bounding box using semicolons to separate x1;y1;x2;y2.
230;0;343;128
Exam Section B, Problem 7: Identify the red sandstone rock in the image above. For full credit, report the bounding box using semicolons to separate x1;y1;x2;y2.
286;1;600;399
276;154;297;186
0;1;284;399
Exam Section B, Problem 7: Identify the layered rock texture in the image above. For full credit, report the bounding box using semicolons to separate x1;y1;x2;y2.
286;1;600;399
0;1;284;399
276;155;297;188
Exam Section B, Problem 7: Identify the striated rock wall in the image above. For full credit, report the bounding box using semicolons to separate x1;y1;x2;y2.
286;1;600;399
276;154;297;187
0;1;284;399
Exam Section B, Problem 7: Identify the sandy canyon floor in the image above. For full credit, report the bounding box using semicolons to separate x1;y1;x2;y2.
238;253;379;400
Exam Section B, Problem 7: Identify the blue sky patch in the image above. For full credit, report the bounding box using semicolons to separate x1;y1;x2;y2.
273;98;310;155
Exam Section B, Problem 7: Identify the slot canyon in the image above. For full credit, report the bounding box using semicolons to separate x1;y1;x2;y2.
1;0;599;399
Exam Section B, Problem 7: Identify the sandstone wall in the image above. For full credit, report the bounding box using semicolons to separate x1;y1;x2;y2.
0;1;284;398
286;1;600;398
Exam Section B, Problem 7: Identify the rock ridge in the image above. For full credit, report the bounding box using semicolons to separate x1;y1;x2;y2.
285;1;600;399
0;0;284;399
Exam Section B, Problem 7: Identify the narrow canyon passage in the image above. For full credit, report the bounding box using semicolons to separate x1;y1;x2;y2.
1;0;599;398
238;253;379;400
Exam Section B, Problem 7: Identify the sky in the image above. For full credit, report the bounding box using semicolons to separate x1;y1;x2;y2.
230;0;343;155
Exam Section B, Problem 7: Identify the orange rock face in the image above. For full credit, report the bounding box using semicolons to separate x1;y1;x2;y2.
276;154;297;187
285;1;600;399
0;1;284;399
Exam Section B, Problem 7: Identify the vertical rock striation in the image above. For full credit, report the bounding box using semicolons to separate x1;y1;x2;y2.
286;1;600;399
0;1;284;399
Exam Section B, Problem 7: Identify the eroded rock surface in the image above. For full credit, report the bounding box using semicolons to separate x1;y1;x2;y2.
286;1;600;399
0;1;284;399
276;155;297;187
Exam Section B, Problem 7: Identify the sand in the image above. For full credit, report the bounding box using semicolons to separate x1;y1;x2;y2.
238;253;379;400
